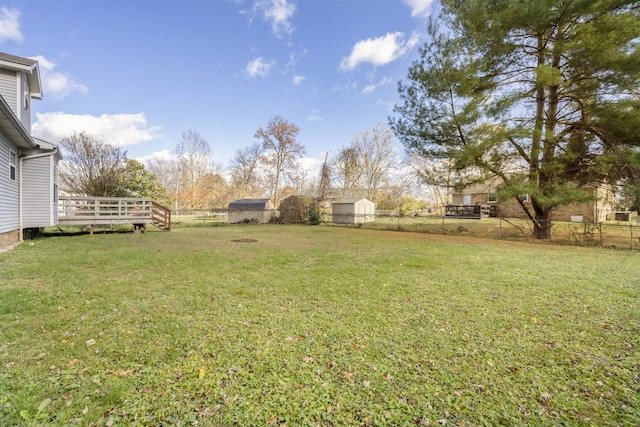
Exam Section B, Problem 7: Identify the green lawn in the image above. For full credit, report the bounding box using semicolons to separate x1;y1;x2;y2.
1;224;638;426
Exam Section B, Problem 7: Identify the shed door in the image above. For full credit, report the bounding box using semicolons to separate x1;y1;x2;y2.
462;195;472;205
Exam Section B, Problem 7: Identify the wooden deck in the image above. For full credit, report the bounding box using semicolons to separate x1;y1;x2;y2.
445;204;492;219
58;196;171;231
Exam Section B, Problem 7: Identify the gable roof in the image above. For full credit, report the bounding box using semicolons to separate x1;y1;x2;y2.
0;52;42;100
33;137;63;160
0;94;37;149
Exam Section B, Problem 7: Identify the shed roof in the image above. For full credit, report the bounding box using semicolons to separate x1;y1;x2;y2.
228;198;272;210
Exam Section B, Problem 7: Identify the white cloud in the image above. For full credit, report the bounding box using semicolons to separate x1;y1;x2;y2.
137;149;175;165
340;32;420;71
0;7;23;43
403;0;435;18
246;57;274;78
254;0;296;38
306;110;325;122
361;77;393;95
31;55;88;99
299;154;324;176
292;75;305;85
32;112;163;146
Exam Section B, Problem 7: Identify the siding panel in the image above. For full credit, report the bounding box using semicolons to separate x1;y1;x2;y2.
22;155;53;227
0;69;17;113
0;132;19;233
18;73;31;133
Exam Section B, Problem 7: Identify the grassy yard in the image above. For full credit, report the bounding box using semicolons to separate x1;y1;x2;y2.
0;224;638;426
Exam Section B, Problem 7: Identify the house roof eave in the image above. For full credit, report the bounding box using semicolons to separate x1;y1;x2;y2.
0;94;38;149
0;53;42;100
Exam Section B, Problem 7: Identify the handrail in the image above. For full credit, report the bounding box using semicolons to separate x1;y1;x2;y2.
151;202;171;231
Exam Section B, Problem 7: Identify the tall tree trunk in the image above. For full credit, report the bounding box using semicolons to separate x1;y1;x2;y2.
533;209;552;239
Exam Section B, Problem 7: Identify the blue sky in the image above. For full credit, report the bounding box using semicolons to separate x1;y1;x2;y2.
1;0;436;171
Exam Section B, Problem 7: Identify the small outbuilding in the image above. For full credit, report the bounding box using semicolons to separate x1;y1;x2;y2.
227;198;275;224
278;195;312;224
331;198;375;224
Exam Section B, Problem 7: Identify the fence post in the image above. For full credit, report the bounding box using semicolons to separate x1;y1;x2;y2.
631;222;634;250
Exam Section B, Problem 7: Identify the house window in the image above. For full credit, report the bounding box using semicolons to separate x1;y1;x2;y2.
9;150;16;181
22;75;29;110
487;192;498;203
518;194;529;203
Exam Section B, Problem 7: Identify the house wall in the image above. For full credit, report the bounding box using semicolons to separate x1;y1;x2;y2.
22;154;56;227
451;193;489;206
18;72;31;133
459;186;614;222
0;131;19;242
494;197;531;219
0;69;17;112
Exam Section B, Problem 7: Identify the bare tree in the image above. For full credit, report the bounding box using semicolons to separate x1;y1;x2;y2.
59;131;128;197
174;130;212;209
229;142;265;199
332;147;362;197
354;125;398;199
333;125;399;199
146;157;181;210
254;116;306;204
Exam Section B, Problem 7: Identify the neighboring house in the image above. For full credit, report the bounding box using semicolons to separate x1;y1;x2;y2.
449;178;615;223
227;198;275;224
331;198;376;224
0;52;61;248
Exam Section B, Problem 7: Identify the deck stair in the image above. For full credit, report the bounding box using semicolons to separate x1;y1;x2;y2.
151;202;171;231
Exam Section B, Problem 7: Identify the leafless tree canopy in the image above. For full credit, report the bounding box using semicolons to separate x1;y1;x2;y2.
254;116;306;204
229;142;265;199
174;130;214;209
59;131;128;197
333;125;398;199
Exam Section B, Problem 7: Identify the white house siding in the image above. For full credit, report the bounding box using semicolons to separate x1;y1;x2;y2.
18;73;31;133
0;132;19;234
0;69;17;113
22;155;53;228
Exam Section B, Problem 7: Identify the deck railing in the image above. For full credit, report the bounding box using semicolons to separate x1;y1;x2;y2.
58;196;170;230
445;204;492;219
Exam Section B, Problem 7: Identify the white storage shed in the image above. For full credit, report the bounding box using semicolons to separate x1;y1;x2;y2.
331;198;375;224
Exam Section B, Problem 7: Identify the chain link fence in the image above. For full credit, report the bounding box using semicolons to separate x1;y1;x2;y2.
172;209;640;250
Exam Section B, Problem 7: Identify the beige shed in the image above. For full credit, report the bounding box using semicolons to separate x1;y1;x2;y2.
331;198;375;224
